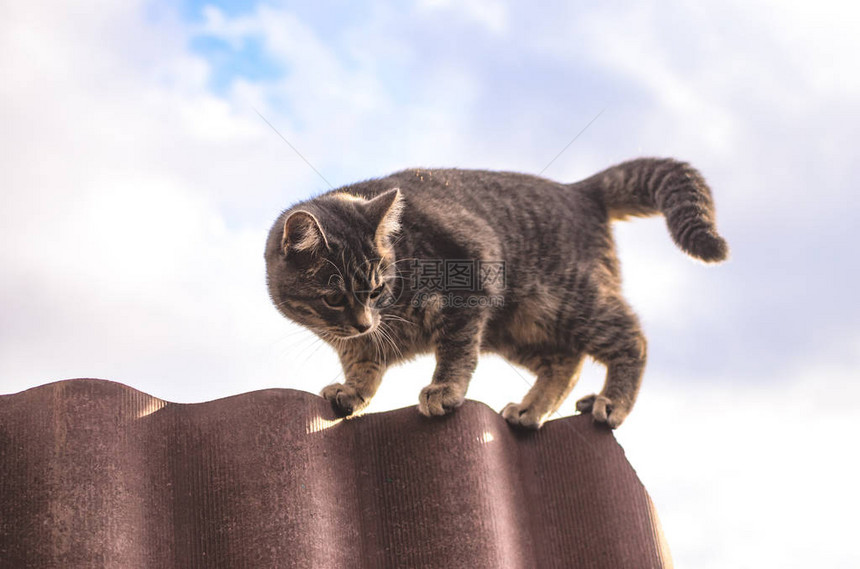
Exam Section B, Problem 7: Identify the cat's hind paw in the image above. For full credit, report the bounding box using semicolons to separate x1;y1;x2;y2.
575;394;630;428
501;402;547;430
418;383;465;417
321;383;367;416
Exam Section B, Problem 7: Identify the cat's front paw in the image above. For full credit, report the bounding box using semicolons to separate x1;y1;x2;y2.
501;402;548;430
321;383;367;416
418;383;466;417
575;394;630;428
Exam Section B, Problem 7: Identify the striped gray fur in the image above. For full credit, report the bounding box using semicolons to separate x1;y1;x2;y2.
265;158;728;428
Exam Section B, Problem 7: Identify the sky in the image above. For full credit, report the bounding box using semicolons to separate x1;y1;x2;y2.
1;0;858;566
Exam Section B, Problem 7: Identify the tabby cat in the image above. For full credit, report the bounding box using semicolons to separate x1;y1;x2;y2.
265;158;728;428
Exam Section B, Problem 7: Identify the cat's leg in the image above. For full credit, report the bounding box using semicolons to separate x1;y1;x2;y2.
418;307;487;417
576;297;646;428
501;351;584;429
321;339;386;416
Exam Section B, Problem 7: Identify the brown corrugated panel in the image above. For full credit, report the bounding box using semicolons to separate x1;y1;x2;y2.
0;379;672;568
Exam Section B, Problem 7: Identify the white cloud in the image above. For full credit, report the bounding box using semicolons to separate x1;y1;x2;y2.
0;0;311;399
416;0;509;34
563;0;860;205
617;359;860;568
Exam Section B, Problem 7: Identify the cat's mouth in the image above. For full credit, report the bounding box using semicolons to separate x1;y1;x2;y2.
335;330;374;340
331;324;378;340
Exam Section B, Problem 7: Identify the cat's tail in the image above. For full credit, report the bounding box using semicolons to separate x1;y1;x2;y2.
591;157;729;262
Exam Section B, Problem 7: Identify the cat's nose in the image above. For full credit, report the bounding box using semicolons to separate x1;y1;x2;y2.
355;322;371;333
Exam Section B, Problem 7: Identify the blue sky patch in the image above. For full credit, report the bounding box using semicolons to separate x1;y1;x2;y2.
180;0;256;22
190;35;284;94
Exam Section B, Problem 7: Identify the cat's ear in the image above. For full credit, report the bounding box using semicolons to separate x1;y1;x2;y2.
282;210;329;255
364;189;403;253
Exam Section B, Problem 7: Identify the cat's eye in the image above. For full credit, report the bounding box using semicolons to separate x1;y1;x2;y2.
322;291;347;308
369;285;384;300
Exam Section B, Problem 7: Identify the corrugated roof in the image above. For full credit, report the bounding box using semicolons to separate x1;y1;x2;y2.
0;379;671;568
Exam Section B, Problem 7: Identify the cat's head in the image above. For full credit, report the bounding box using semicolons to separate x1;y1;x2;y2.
265;188;403;340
